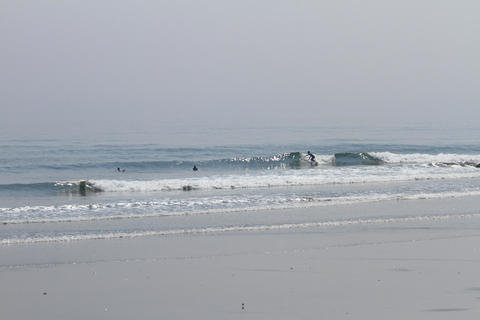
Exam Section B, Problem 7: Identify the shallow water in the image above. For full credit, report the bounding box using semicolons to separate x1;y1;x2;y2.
2;125;480;243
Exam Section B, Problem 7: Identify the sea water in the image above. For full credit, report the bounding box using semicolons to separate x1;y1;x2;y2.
2;124;480;244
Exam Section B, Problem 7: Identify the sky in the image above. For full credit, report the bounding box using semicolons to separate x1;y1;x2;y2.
1;0;479;138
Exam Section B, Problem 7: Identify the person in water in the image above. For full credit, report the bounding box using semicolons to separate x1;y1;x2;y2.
306;151;315;162
193;165;198;171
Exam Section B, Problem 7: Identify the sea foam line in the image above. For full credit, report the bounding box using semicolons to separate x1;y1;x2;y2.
2;213;480;245
2;190;480;225
86;169;480;192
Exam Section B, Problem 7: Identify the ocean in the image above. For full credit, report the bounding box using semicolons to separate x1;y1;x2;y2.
2;124;480;244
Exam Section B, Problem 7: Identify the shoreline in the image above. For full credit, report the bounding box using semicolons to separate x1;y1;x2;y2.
3;194;480;245
2;197;480;319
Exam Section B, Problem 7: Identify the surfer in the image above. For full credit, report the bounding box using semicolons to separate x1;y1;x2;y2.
117;167;125;172
193;165;198;171
306;151;315;162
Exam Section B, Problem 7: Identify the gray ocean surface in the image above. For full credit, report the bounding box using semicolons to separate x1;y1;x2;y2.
2;124;480;244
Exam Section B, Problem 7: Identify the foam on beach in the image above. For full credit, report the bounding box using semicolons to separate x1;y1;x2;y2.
3;189;480;225
2;211;480;245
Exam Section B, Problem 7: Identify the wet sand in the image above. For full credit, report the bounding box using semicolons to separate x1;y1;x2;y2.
1;199;480;319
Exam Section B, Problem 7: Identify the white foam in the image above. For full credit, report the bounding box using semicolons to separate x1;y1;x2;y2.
87;165;480;192
2;212;480;245
3;189;480;225
370;152;480;164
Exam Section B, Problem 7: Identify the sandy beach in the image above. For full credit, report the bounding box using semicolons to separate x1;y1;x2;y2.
2;198;480;320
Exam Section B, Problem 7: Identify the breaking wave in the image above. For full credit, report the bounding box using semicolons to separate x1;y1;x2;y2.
4;151;480;173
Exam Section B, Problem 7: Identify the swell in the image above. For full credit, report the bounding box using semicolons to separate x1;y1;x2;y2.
4;151;480;172
0;154;301;171
0;182;64;193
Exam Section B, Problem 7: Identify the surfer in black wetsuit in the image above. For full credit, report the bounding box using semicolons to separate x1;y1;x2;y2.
306;151;315;162
193;165;198;171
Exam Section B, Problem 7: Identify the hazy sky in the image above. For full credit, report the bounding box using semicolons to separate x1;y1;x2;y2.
1;0;479;137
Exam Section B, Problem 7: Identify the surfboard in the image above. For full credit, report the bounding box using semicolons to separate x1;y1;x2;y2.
288;152;318;168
